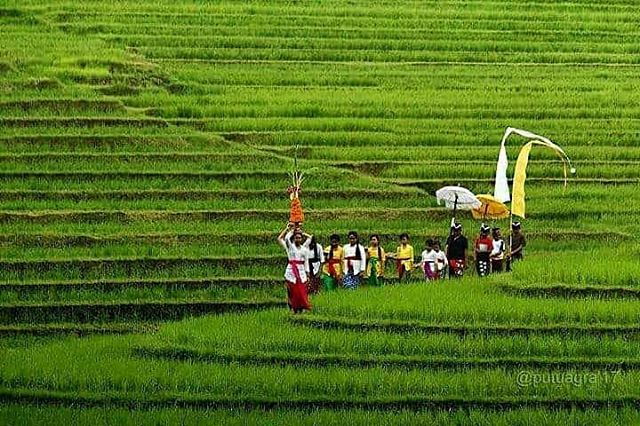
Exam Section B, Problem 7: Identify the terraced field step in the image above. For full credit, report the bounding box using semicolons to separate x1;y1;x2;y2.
499;284;640;299
276;144;640;161
0;208;638;224
59;21;640;40
0;99;126;113
0;171;284;179
394;178;640;193
0;208;450;224
0;188;418;202
137;347;640;370
0;152;275;162
0;117;169;128
0;277;281;292
291;316;640;337
0;299;285;324
1;388;640;411
0;135;227;151
0;230;628;248
0;255;283;277
0;322;157;337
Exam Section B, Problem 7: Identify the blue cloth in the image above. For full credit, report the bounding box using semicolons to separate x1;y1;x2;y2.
343;273;360;290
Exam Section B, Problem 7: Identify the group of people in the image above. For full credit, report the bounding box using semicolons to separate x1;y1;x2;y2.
277;221;527;313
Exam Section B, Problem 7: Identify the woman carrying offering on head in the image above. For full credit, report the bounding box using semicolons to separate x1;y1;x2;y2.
277;222;311;314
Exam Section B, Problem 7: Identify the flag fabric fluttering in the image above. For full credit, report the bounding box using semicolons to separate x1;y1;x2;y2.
493;127;575;217
494;135;511;203
511;140;574;218
511;142;533;218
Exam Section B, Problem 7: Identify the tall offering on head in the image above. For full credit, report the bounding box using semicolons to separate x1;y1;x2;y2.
288;147;305;226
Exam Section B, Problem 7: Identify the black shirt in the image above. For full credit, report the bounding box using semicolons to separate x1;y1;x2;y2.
446;235;468;260
510;233;526;258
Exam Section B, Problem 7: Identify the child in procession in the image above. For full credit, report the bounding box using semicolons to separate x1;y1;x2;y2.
417;238;437;281
365;234;386;286
432;239;448;279
389;233;414;282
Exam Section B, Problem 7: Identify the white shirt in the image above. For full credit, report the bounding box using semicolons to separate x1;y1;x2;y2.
491;239;505;260
343;243;366;274
278;231;310;283
307;242;325;276
421;249;437;273
433;250;448;271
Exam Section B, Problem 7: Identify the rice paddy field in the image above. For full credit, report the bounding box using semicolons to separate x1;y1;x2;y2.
1;0;640;424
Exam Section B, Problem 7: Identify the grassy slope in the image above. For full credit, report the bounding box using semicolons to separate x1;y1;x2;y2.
1;0;640;423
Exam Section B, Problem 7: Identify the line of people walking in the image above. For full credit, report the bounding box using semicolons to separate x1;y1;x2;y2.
278;221;526;313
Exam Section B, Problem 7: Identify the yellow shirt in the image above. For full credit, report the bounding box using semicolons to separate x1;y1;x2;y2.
322;245;344;278
366;246;386;277
395;244;414;270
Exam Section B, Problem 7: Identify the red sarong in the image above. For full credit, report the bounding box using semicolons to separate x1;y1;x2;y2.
326;258;340;277
395;258;410;275
286;280;311;312
449;259;465;278
287;260;310;312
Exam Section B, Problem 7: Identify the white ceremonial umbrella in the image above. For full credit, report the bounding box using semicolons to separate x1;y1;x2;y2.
436;185;481;227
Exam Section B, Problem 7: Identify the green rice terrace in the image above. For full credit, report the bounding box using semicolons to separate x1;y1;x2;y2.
1;0;640;424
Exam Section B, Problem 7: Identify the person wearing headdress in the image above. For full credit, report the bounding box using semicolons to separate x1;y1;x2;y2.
305;235;325;294
322;234;344;290
474;224;494;277
342;231;366;289
509;221;527;263
490;227;506;273
277;222;311;313
366;234;386;286
446;222;468;278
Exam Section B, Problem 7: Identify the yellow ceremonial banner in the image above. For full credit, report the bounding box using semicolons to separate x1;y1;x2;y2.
511;142;533;218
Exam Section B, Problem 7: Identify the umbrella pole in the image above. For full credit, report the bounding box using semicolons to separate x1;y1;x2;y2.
451;195;458;231
507;210;513;272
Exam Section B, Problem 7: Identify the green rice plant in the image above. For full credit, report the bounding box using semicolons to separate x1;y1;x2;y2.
1;404;640;425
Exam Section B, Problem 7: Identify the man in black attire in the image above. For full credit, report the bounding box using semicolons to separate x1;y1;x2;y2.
506;221;527;272
446;223;468;278
509;221;526;261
